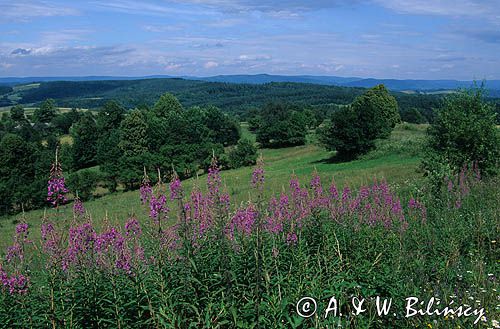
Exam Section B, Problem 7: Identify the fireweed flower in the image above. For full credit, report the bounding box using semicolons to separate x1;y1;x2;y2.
310;171;327;209
227;204;258;240
169;175;182;201
342;186;351;203
207;157;222;199
286;232;298;246
140;168;153;205
329;179;339;200
47;160;69;207
1;272;29;295
251;156;265;191
149;194;169;223
125;217;142;239
73;196;85;218
15;222;29;241
160;224;181;253
94;227;134;274
408;198;427;223
265;197;284;234
63;222;96;271
189;188;213;240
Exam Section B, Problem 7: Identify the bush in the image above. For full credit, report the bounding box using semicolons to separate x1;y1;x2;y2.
400;107;427;124
228;139;258;169
67;169;102;201
320;84;400;159
422;87;500;188
256;103;307;148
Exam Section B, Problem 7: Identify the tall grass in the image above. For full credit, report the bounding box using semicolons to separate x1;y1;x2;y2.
0;156;497;328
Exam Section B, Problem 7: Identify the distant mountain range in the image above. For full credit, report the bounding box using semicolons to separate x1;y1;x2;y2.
1;74;499;92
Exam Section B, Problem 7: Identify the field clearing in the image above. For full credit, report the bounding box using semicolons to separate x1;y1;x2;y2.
0;124;425;251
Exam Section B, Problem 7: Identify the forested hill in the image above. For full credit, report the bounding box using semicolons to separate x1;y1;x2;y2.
0;78;368;112
0;78;450;117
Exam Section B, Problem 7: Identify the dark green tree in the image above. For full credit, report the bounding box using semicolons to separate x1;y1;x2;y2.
34;99;57;123
228;139;258;169
98;130;122;192
152;93;183;118
117;109;150;189
67;169;102;201
351;84;400;140
97;100;126;131
422;88;500;184
10;105;25;123
320;85;400;159
256;103;307;148
401;108;427;124
95;100;126;166
51;109;81;134
71;112;98;169
203;106;240;146
319;107;370;158
0;134;36;214
119;109;149;157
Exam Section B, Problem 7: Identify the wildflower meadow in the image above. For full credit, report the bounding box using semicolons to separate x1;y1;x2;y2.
0;153;498;328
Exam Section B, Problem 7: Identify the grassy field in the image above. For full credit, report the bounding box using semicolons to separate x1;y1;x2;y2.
0;123;427;251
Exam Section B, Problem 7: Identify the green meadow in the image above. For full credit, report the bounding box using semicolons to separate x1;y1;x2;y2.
0;123;425;251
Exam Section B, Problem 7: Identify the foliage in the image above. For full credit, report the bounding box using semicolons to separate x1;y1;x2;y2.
50;108;81;134
9;105;25;123
320;84;401;159
256;102;308;148
71;112;98;169
400;107;427;124
153;92;184;117
0;134;51;215
422;88;500;188
228;139;258;169
0;157;497;328
67;169;102;201
33;98;56;123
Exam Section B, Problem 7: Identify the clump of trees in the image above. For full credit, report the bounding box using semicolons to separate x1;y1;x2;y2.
255;103;308;148
319;84;401;159
422;88;500;187
0;93;244;214
228;139;258;169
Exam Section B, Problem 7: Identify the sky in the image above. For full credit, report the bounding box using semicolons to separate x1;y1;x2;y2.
0;0;499;79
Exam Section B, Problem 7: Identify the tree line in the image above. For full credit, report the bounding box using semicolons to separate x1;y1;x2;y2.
1;84;498;215
0;93;257;215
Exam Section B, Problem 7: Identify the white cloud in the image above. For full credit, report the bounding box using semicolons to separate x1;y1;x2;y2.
238;54;272;61
204;61;219;68
0;1;79;22
374;0;498;17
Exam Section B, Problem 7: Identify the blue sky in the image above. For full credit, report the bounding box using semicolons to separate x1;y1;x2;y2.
1;0;499;79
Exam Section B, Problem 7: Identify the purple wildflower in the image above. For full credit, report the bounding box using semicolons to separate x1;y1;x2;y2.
47;162;69;207
169;175;182;201
140;168;153;205
251;156;265;191
73;197;85;218
124;217;142;238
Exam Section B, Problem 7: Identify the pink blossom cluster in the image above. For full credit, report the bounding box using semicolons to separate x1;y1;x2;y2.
1;223;31;295
0;159;430;296
47;160;69;207
445;162;481;209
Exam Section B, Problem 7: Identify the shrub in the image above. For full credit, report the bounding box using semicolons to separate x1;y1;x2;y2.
422;87;500;188
256;103;307;148
67;169;102;201
228;138;258;169
320;84;400;159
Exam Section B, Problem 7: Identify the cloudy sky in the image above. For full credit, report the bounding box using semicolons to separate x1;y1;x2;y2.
1;0;499;79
